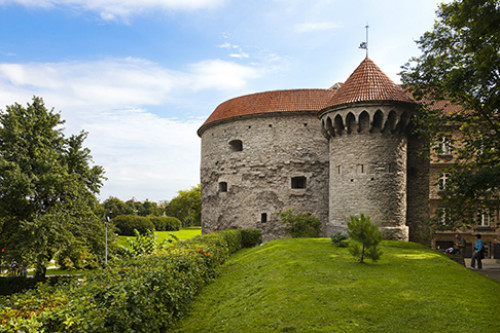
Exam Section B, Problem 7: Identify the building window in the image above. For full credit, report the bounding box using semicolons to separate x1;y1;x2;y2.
229;139;243;152
291;176;307;189
357;164;365;173
337;165;341;174
261;213;267;223
438;137;452;156
438;173;449;191
437;207;448;225
388;162;396;173
477;208;491;227
219;182;228;192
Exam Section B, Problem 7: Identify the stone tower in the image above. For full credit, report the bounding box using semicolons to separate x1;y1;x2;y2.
198;90;335;241
198;57;430;243
318;57;418;241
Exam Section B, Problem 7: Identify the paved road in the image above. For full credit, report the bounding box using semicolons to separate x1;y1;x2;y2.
464;259;500;281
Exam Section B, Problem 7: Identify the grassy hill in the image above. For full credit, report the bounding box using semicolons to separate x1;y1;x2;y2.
172;238;500;333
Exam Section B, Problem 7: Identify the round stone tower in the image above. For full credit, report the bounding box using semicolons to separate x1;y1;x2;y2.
198;89;336;241
318;57;417;240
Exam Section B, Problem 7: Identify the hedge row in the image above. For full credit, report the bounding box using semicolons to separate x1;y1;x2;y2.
0;228;262;332
113;215;182;236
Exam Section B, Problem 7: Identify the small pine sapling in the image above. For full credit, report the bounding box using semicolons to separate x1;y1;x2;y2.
347;214;382;263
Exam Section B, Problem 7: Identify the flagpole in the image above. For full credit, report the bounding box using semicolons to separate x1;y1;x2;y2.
365;24;369;57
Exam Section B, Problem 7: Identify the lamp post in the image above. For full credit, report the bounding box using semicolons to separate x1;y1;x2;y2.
104;216;110;265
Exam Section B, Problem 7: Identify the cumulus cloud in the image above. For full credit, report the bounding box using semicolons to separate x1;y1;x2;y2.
0;57;263;200
294;21;339;33
0;0;225;20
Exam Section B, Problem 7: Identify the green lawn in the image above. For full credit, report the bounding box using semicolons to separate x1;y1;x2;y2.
116;227;201;248
172;238;500;333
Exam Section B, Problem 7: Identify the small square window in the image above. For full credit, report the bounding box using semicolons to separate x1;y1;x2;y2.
229;140;243;152
291;176;307;189
219;182;228;192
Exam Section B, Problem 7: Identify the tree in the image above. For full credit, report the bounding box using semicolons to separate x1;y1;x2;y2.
165;185;201;227
401;0;500;228
279;208;322;238
0;97;106;278
347;214;382;263
102;197;134;219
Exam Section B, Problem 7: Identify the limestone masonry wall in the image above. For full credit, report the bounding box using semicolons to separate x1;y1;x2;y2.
319;103;414;240
200;112;329;241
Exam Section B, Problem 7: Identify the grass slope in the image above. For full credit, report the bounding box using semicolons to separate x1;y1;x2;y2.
172;238;500;333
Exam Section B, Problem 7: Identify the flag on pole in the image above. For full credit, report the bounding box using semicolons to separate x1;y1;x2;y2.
359;42;367;49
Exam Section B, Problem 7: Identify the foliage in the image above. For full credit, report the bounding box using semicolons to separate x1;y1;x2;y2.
330;232;349;247
240;229;263;248
125;229;177;256
0;97;106;278
112;215;155;236
347;214;382;263
400;0;500;229
150;216;182;231
165;185;201;227
0;229;261;332
279;208;322;238
174;238;500;333
101;197;162;219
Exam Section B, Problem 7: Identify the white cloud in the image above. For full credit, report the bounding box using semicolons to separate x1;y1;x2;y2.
0;0;225;20
218;42;250;59
294;21;339;33
0;57;264;201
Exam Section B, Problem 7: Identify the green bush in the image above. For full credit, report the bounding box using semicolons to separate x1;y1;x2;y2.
0;229;257;332
279;209;322;238
149;216;182;231
330;232;349;247
113;215;155;236
241;229;262;248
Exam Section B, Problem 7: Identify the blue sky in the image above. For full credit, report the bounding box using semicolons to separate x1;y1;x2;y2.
0;0;444;202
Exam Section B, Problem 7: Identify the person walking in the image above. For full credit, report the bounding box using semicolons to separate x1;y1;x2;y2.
470;234;484;269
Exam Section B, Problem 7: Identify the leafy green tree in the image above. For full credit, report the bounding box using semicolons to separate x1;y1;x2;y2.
401;0;500;227
0;97;106;278
165;185;201;227
102;197;134;219
279;208;322;238
347;214;382;263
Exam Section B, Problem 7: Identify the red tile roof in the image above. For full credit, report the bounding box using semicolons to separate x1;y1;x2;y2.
324;57;416;109
198;89;337;135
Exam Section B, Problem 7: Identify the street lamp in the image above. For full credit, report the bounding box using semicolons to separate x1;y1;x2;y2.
104;216;110;265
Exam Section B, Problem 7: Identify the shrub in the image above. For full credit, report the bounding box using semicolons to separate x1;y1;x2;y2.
330;232;349;247
150;216;182;231
279;209;322;238
241;229;263;248
347;214;382;263
113;215;155;236
0;229;257;332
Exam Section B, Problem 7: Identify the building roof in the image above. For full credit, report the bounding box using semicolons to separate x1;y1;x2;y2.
198;89;337;136
324;57;416;109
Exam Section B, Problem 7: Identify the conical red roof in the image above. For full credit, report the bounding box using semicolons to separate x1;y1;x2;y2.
325;57;415;108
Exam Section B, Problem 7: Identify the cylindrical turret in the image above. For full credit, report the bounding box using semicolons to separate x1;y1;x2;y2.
318;57;417;240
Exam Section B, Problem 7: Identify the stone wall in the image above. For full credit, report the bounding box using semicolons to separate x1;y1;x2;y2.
200;112;329;241
320;103;416;240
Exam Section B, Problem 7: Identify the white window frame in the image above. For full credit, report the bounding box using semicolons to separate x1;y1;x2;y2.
438;137;452;156
478;208;491;227
438;173;449;191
